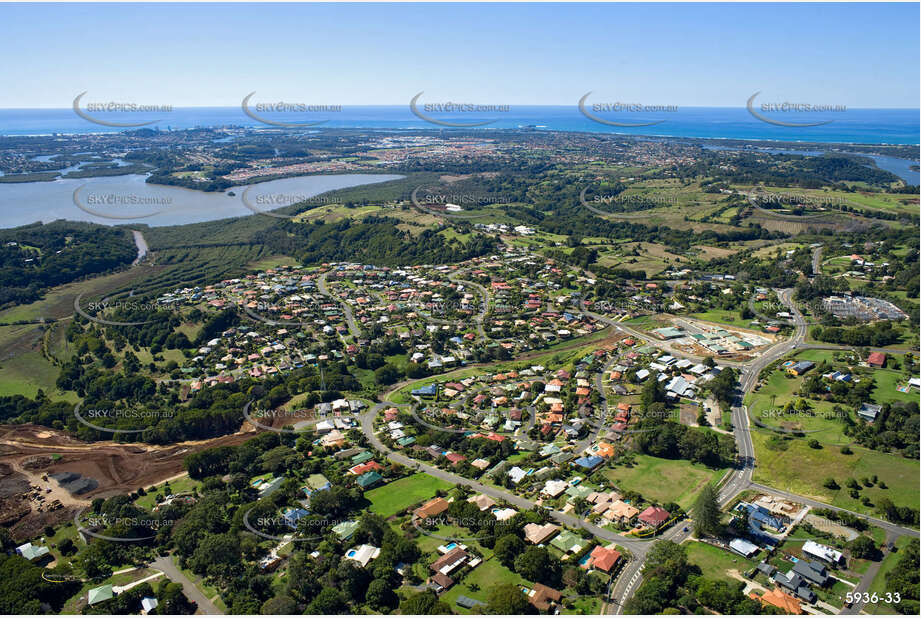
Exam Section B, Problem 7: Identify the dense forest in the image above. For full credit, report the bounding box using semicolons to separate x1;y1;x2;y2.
0;222;136;309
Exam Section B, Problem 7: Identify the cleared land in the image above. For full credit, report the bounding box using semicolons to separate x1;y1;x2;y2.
364;472;454;517
603;454;728;509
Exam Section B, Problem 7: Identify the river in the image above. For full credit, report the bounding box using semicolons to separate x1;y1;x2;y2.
0;173;404;228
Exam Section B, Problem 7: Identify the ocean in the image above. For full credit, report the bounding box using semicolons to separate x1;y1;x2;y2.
1;106;919;146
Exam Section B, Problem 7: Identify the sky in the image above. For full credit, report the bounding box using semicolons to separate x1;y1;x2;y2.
0;2;918;108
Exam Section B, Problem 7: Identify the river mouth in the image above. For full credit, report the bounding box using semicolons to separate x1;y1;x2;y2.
0;172;404;229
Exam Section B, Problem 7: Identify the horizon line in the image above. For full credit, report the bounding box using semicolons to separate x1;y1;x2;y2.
2;104;920;111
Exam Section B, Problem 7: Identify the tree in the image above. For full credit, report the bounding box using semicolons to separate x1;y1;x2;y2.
848;536;879;560
486;583;537;614
641;372;666;411
399;590;450;614
494;533;525;569
260;595;298;615
823;478;840;490
513;546;561;586
692;484;722;537
305;587;348;614
884;539;919;614
366;578;397;611
374;364;401;385
189;533;241;581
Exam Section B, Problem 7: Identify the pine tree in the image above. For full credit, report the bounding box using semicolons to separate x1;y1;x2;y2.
692;484;721;537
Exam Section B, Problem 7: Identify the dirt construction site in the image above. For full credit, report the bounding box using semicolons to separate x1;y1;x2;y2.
0;422;262;541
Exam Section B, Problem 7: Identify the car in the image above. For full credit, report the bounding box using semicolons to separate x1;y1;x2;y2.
682;526;689;532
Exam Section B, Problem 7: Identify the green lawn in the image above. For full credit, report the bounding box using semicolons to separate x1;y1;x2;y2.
602;454;727;509
751;432;919;519
441;555;528;613
364;473;454;517
684;541;759;580
135;475;199;510
689;309;746;327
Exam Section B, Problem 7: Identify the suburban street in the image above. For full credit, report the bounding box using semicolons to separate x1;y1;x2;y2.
317;271;361;338
355;284;917;615
150;556;221;615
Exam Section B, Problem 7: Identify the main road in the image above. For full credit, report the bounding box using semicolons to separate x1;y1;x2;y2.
359;285;916;615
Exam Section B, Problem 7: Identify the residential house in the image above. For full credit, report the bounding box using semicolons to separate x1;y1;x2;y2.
603;500;639;524
15;542;51;563
787;361;815;376
584;545;622;573
527;583;562;612
523;522;560;544
415;497;450;520
87;584;114;606
751;588;803;614
431;546;470;576
345;544;381;568
857;402;882;422
468;494;497;511
356;470;384;489
792;560;830;587
638;506;671;529
802;541;844;567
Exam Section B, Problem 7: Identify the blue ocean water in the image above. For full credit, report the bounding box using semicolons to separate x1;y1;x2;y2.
1;106;918;145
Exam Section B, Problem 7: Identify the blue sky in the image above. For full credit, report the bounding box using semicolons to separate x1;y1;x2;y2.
0;2;918;108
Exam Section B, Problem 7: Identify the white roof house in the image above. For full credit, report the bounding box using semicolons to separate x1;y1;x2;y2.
802;540;844;564
508;466;529;484
345;544;381;567
541;479;568;498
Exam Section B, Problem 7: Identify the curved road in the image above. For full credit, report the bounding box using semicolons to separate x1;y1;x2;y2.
354;284;917;615
317;271;361;338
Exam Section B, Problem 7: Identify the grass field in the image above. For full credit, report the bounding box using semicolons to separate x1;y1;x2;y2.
0;323;74;399
603;454;728;509
688;309;746;327
751;432;919;518
364;473;454;517
684;540;759;580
